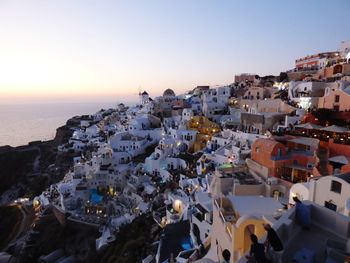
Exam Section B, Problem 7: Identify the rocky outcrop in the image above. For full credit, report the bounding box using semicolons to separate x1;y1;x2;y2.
0;118;76;203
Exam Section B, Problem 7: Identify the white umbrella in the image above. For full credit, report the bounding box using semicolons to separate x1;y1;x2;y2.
295;123;322;130
320;125;349;133
329;155;349;165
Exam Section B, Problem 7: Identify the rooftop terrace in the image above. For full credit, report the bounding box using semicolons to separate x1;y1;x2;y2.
238;201;350;263
219;171;261;185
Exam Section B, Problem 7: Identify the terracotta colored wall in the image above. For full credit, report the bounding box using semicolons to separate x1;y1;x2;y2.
318;90;350;111
252;139;318;178
341;163;350;173
251;143;286;169
322;139;350;157
251;141;290;178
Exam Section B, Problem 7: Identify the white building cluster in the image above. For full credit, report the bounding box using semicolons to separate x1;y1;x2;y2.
33;41;350;263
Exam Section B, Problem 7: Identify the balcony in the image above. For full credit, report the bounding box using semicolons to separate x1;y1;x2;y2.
271;150;314;161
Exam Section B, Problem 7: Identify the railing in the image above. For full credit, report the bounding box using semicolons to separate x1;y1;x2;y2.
271;150;314;161
214;199;220;209
219;209;226;223
226;224;233;239
270;155;289;161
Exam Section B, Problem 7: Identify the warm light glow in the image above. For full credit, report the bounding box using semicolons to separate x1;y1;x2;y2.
33;199;40;207
0;1;347;104
174;199;182;212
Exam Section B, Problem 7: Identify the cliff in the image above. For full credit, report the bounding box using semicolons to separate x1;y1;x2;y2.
0;118;76;203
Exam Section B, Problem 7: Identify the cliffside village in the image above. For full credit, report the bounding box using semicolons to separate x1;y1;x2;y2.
13;41;350;263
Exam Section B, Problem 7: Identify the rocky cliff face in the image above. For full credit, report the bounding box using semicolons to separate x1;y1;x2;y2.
0;146;39;197
0;119;76;204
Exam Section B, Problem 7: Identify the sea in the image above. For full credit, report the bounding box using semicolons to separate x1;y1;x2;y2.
0;102;133;147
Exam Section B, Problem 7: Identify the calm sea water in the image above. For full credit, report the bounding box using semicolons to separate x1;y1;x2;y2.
0;102;130;147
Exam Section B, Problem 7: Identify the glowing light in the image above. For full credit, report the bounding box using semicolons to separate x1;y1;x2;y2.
174;199;182;212
33;199;40;207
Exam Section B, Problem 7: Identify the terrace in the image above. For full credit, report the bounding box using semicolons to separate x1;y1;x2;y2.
276;124;350;146
219;171;261;186
237;201;350;263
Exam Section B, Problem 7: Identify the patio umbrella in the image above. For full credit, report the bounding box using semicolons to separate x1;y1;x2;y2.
295;123;322;130
320;125;349;133
328;155;350;165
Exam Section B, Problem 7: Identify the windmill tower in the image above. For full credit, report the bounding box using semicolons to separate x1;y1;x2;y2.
140;90;149;105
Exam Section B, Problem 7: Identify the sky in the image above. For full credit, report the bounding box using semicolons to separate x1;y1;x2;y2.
0;0;349;104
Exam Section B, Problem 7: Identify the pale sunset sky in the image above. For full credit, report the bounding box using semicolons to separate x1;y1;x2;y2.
0;0;349;104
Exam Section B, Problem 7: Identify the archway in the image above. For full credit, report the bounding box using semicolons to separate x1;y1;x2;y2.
333;64;343;75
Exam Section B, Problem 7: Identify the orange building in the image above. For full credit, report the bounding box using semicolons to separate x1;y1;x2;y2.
250;138;319;183
318;83;350;111
318;63;350;79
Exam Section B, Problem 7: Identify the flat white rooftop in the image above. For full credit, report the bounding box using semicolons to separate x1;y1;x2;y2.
228;196;283;217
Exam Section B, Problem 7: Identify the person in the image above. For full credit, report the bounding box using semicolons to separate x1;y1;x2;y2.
221;249;231;263
246;234;269;263
293;196;311;230
263;223;283;263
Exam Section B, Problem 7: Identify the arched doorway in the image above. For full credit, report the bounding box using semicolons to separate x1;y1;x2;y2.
333;64;343;75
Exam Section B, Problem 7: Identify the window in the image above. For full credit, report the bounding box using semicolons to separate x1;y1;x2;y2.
277;148;282;157
255;147;259;153
335;95;340;103
273;190;282;199
331;181;342;193
334;105;340;111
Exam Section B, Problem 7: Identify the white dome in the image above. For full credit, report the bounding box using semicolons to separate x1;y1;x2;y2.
163;89;176;97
